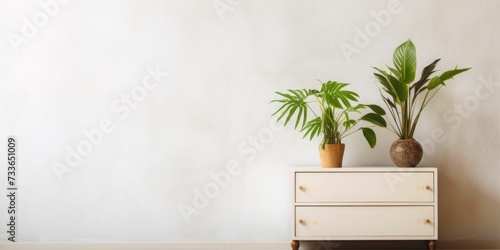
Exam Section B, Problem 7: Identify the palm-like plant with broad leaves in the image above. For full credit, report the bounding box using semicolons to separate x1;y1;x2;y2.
271;80;386;149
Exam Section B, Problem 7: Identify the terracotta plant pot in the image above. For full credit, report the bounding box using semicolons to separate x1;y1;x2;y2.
390;139;423;167
319;143;345;168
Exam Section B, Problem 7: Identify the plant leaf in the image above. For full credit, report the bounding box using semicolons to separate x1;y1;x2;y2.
294;106;303;129
361;113;387;127
321;81;358;109
361;127;377;148
341;90;360;101
285;106;298;127
383;96;397;109
413;58;440;97
271;89;311;129
440;67;471;81
343;119;356;130
301;117;322;140
428;76;444;90
352;104;365;111
393;39;417;84
275;104;291;122
374;67;408;103
387;73;408;103
366;104;386;115
388;66;400;80
374;72;396;99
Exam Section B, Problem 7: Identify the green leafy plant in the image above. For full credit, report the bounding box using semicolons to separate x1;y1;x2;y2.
373;39;471;139
271;80;386;149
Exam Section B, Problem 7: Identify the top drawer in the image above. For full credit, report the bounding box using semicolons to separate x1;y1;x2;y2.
295;171;434;203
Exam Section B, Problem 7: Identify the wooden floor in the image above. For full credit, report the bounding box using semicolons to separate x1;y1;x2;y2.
0;241;498;250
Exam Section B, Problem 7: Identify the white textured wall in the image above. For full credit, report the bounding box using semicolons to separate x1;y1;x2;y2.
0;0;499;247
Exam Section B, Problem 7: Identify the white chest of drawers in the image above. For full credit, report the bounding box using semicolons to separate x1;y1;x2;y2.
291;167;437;250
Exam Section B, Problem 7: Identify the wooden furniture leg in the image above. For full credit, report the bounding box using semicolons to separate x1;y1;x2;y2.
291;240;300;250
428;240;436;250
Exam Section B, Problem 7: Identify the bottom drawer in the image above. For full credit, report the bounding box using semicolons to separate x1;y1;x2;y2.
295;206;434;237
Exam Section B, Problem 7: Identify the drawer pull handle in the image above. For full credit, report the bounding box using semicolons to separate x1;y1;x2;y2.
299;219;305;225
425;185;432;191
425;219;432;224
298;186;306;191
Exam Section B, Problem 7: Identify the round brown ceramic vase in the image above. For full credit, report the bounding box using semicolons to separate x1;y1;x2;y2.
390;139;423;167
319;144;345;168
